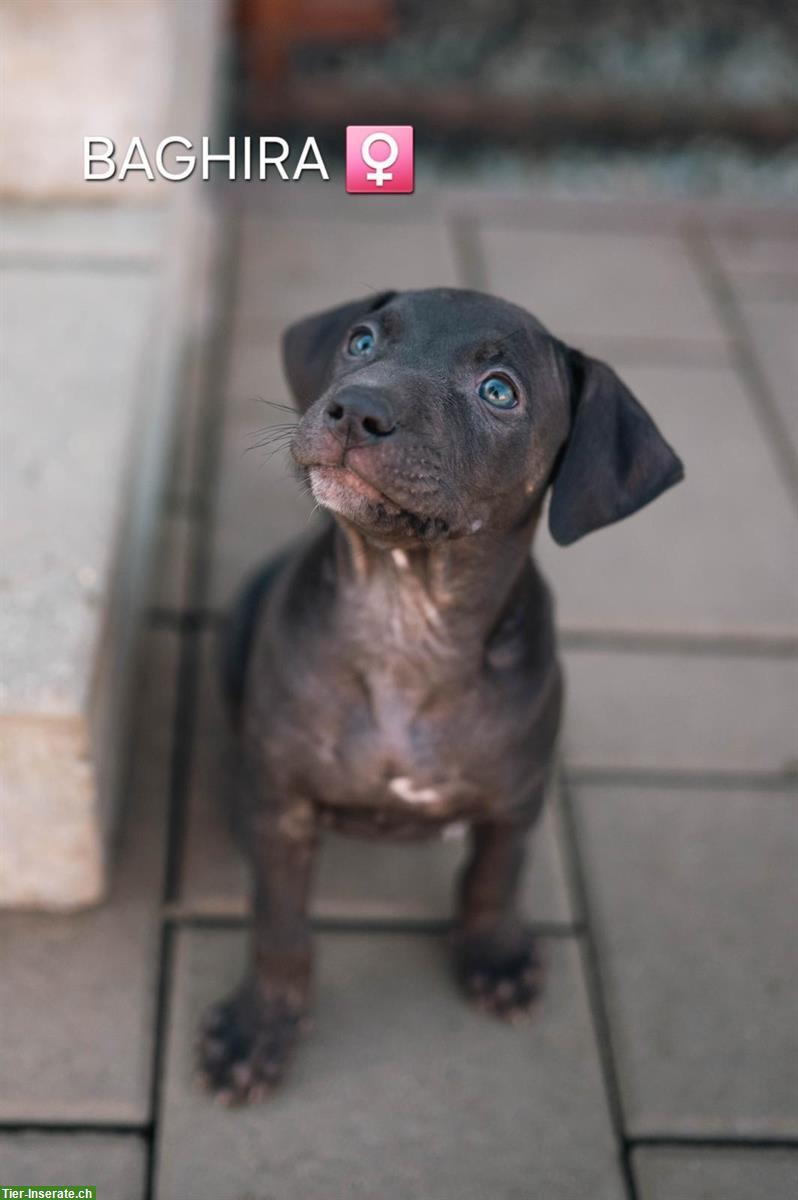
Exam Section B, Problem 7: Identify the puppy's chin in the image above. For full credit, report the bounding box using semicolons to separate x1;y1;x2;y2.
308;466;450;545
310;465;396;511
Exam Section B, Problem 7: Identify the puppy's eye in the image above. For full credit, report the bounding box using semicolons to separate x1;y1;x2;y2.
478;374;517;410
347;328;376;357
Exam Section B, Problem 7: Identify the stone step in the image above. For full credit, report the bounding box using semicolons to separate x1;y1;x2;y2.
0;0;225;910
0;252;160;908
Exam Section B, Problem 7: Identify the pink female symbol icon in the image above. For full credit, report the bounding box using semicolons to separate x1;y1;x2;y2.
346;126;414;194
360;132;399;187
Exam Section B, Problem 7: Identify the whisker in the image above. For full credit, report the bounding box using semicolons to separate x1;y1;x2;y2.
250;396;297;415
247;430;296;448
245;427;297;451
255;446;297;469
244;442;292;459
248;421;299;439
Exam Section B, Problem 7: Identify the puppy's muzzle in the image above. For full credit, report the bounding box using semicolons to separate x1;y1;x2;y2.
324;387;396;447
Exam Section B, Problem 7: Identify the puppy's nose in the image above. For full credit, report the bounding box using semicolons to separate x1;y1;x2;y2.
323;387;396;444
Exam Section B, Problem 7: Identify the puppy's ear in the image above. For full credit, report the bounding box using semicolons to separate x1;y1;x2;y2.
549;348;683;546
281;291;397;412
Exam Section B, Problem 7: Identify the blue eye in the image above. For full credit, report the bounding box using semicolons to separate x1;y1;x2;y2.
348;328;375;356
478;374;517;409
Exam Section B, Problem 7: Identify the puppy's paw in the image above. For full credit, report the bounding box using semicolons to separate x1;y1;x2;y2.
453;924;544;1022
197;987;308;1105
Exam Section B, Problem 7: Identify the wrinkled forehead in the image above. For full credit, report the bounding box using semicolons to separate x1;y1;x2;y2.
371;289;551;370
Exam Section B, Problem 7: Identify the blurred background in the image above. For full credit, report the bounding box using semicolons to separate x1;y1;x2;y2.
4;0;798;198
1;3;796;1198
236;0;798;195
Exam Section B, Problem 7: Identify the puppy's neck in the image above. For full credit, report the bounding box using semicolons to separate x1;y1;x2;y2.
332;514;539;653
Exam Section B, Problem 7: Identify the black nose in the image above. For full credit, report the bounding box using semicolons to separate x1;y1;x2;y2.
323;387;396;444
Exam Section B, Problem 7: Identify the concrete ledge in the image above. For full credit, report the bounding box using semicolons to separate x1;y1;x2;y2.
0;258;158;910
0;0;227;910
0;716;99;907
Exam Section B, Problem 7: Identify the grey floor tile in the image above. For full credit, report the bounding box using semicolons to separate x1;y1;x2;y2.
207;343;313;610
738;296;798;466
0;1131;146;1200
0;202;165;262
562;648;798;775
709;227;798;300
535;364;798;638
0;631;177;1122
478;227;728;347
155;928;624;1200
633;1146;798;1200
178;636;574;925
234;212;460;341
574;785;798;1137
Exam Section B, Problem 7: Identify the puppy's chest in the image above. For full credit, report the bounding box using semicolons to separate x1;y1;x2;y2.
287;646;507;822
266;574;526;821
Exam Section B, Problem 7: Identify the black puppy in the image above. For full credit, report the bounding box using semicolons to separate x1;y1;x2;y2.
199;287;683;1104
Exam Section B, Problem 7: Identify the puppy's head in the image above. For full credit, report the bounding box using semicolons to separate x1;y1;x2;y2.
285;288;682;548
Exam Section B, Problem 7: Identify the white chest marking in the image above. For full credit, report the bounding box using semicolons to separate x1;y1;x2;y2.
389;776;442;805
442;821;467;841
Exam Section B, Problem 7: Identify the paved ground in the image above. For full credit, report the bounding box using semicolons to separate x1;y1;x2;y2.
1;186;797;1199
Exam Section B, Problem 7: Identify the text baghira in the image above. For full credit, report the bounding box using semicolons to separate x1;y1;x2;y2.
83;136;330;182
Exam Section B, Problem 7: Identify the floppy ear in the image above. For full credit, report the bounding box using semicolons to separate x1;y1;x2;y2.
549;348;684;546
281;291;397;412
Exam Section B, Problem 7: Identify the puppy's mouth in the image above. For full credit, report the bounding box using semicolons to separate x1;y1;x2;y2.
308;464;400;511
306;462;450;542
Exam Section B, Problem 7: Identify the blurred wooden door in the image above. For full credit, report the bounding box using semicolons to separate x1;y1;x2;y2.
237;0;396;86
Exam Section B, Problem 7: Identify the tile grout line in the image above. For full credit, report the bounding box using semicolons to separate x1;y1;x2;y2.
559;629;798;658
147;606;798;661
684;219;798;514
3;1124;792;1151
557;772;640;1200
0;1122;150;1136
159;911;585;937
628;1134;798;1151
565;767;798;792
144;208;243;1200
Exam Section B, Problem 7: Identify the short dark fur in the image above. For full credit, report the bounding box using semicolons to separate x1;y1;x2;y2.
199;287;683;1103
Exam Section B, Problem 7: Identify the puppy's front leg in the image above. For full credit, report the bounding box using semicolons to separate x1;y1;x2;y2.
199;790;318;1105
453;808;544;1021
